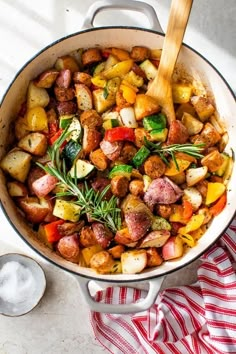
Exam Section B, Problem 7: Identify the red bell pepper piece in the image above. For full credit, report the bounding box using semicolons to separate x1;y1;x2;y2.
183;200;193;221
44;219;64;243
48;121;59;135
48;129;64;145
104;127;135;142
209;192;227;216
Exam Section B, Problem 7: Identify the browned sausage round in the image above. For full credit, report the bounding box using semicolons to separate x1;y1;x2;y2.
79;226;97;247
144;155;166;179
111;175;129;197
118;143;137;164
129;179;144;197
54;86;75;102
80;110;103;128
90;251;114;273
130;46;150;62
156;204;172;219
89;148;109;171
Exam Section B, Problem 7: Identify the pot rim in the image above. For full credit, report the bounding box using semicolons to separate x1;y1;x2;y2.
1;26;236;282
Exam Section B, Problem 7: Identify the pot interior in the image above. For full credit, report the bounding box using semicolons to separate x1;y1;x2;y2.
0;27;235;282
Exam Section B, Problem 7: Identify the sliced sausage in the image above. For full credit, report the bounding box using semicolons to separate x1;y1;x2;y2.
82;126;102;155
111;175;129;198
156;204;172;219
57;221;85;236
82;48;102;67
54;86;74;102
144;155;166;179
130;46;150;62
79;226;97;247
89;148;109;171
118;142;137;163
167;120;189;145
129;179;144;197
80;109;103;128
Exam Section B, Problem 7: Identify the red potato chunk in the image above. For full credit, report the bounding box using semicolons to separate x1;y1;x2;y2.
138;230;171;248
32;174;58;198
100;140;123;161
34;69;59;88
56;69;72;88
144;177;183;209
124;210;152;241
7;181;28;197
17;197;50;224
92;222;114;249
162;236;184;260
57;234;80;263
121;250;147;274
57;101;77;115
167;120;189;145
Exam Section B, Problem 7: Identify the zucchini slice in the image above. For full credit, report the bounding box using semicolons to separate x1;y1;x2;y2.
68;117;82;141
69;159;94;179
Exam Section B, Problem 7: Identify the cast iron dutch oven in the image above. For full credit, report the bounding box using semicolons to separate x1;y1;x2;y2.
0;0;236;313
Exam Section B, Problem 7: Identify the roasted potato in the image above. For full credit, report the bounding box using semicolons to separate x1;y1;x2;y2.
0;149;32;182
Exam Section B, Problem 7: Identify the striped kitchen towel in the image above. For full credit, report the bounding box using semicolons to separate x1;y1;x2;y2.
90;218;236;354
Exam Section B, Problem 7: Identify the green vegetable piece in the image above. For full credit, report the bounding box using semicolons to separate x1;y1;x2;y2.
143;113;166;131
103;118;120;130
68;117;82;141
150;128;168;142
69;159;94;179
62;140;81;167
132;146;150;168
151;216;171;231
59;115;75;129
109;165;133;179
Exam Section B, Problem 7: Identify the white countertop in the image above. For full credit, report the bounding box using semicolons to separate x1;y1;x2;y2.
0;1;235;353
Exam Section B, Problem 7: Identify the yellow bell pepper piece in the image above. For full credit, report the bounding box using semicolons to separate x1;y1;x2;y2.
120;84;137;104
169;205;187;224
165;158;191;176
82;245;103;266
91;75;107;88
111;48;130;61
26;106;48;131
178;233;195;247
103;59;134;79
205;182;226;205
179;214;205;234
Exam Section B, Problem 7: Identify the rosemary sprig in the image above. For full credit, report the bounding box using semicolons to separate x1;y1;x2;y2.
144;137;205;170
37;128;121;233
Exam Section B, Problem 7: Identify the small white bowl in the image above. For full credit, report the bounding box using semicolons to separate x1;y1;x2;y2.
0;253;46;317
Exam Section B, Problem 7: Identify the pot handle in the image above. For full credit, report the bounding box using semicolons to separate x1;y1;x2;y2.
75;275;165;313
82;0;163;33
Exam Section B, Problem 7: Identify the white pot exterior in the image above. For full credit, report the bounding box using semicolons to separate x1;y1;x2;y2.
0;27;236;283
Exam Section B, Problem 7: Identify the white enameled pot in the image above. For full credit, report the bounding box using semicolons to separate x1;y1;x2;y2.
0;0;235;313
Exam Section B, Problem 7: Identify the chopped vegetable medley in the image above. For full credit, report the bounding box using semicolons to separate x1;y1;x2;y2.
0;45;233;275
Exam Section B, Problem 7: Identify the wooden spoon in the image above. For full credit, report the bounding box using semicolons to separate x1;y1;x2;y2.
146;0;193;125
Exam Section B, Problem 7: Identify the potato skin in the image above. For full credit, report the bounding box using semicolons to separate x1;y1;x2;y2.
57;234;80;263
167;120;189;145
82;48;102;67
79;226;97;247
90;251;115;274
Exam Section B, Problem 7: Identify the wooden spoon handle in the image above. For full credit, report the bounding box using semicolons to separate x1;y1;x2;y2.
147;0;193;124
157;0;193;80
